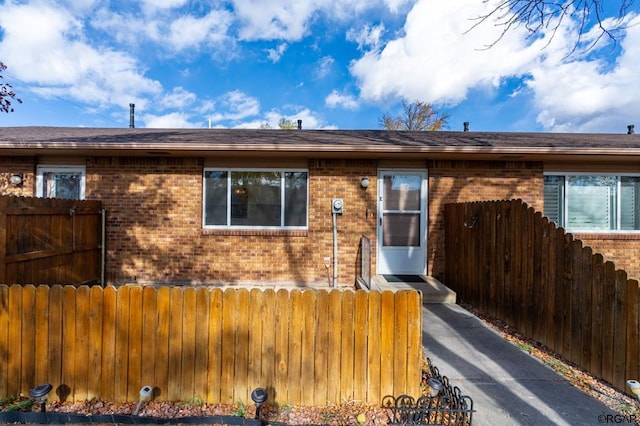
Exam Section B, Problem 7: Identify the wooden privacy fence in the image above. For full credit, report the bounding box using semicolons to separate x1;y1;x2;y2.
0;285;422;406
445;199;639;393
0;196;103;285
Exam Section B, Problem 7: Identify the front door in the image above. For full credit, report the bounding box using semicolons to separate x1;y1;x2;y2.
377;170;427;275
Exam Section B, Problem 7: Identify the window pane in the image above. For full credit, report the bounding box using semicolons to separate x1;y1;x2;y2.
567;176;615;230
204;171;228;225
43;172;82;199
621;177;640;230
543;176;564;226
231;171;281;226
383;175;421;211
383;213;420;247
285;172;307;227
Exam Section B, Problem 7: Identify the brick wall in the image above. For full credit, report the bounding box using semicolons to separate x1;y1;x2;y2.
427;160;544;281
0;157;35;197
88;157;377;286
573;235;640;281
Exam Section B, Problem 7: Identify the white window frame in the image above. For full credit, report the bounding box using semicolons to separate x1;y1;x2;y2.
202;168;309;230
36;165;86;200
544;172;640;233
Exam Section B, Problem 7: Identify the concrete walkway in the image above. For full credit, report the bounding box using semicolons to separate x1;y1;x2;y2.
423;303;623;426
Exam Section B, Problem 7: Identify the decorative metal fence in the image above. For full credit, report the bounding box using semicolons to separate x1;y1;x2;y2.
383;358;474;425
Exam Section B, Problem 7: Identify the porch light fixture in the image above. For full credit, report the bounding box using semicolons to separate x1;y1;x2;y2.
29;383;53;412
9;174;23;185
427;378;443;397
628;380;640;401
251;387;268;420
360;177;369;189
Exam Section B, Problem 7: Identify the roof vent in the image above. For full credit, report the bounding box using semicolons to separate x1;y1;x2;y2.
463;121;469;132
129;103;135;129
628;124;635;134
297;119;302;130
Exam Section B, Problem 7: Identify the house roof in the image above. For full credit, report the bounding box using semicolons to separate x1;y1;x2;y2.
1;126;640;163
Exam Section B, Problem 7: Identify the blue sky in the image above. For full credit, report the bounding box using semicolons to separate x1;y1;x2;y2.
0;0;638;132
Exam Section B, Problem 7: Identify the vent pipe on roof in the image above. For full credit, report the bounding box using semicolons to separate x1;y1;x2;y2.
628;124;635;134
297;119;302;130
463;121;469;132
129;103;135;128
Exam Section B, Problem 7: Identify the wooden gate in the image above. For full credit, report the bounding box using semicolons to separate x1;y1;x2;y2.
0;196;103;285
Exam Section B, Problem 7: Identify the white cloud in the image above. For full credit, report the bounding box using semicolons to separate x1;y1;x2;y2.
267;43;288;63
346;23;386;51
142;112;200;128
231;0;400;41
167;10;233;51
316;56;335;78
208;91;261;123
525;14;640;132
160;87;198;110
140;0;189;12
232;0;317;40
325;90;359;110
0;2;162;108
350;1;549;105
349;0;640;131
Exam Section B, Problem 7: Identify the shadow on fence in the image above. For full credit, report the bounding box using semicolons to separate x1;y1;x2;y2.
445;199;639;394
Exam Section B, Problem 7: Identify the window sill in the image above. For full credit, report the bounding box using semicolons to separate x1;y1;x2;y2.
573;233;640;241
202;229;309;237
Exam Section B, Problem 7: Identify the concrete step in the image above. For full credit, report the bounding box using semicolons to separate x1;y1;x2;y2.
366;275;456;304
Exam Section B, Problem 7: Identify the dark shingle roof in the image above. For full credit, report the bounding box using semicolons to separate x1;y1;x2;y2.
1;126;639;162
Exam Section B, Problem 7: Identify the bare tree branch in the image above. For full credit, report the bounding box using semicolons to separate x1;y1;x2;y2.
467;0;633;53
0;62;22;114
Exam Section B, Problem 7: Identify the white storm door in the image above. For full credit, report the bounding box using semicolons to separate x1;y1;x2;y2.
377;170;427;275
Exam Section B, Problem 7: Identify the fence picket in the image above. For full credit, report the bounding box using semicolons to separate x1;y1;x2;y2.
127;286;143;400
590;254;605;378
0;286;8;397
114;287;130;401
101;286;117;401
353;290;369;402
301;290;317;406
141;286;158;391
625;280;639;387
380;291;395;399
313;290;329;406
601;261;616;385
207;288;223;403
327;290;342;404
181;288;197;400
613;270;628;390
154;287;170;399
274;289;290;403
194;288;210;401
367;291;381;404
248;288;263;398
339;291;355;402
393;291;408;398
74;286;90;401
88;286;103;399
48;286;63;398
20;285;35;395
287;290;303;405
261;289;276;397
220;289;236;404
